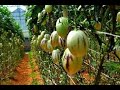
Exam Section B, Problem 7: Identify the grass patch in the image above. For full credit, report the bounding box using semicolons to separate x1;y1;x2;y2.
29;72;37;78
103;61;120;76
28;51;40;85
28;51;35;69
32;79;40;85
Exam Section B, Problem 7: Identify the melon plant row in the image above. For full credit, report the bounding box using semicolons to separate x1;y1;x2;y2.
25;5;120;85
0;6;24;85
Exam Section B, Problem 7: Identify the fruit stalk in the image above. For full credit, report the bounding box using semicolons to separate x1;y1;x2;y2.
62;5;68;17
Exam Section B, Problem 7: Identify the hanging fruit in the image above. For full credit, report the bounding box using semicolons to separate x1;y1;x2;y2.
31;35;36;41
33;24;38;33
38;12;42;21
116;12;120;23
0;43;3;48
40;38;48;52
38;33;45;41
41;19;47;26
67;29;88;57
94;21;101;30
36;35;44;47
56;17;69;38
52;49;61;65
46;39;54;53
58;36;67;49
36;31;45;46
45;5;52;13
44;34;50;40
32;39;37;48
41;31;46;36
62;48;83;75
50;31;59;48
37;9;46;22
115;45;120;58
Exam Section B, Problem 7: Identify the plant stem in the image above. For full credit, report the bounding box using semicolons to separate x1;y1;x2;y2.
94;5;117;85
94;52;107;85
74;5;77;29
108;5;116;51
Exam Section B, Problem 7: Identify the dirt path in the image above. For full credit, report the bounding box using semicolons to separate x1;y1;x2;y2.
9;53;44;85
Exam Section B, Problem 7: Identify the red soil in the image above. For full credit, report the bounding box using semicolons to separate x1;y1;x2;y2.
9;54;44;85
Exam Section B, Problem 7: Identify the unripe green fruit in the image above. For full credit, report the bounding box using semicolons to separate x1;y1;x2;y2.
56;17;69;38
45;5;52;13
